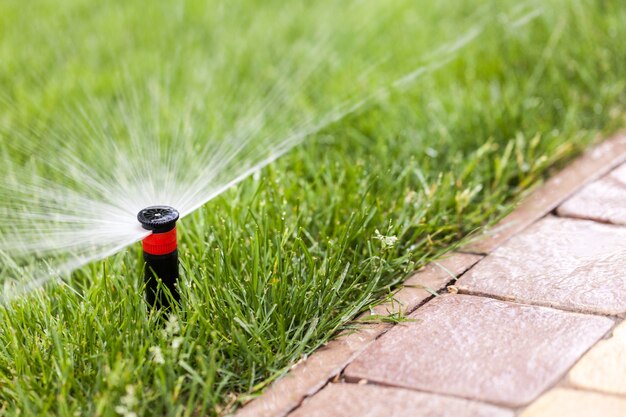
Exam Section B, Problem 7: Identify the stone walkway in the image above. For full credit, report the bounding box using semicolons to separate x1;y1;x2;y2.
236;133;626;417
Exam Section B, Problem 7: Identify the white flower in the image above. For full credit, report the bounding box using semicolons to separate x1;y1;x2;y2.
162;315;180;338
171;337;184;351
149;346;165;364
115;385;138;417
374;229;398;249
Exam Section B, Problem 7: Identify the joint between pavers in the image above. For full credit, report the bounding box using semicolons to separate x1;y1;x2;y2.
517;319;622;413
554;209;622;226
545;319;626;395
552;195;626;226
556;384;626;400
516;335;626;415
337;378;523;411
455;289;626;320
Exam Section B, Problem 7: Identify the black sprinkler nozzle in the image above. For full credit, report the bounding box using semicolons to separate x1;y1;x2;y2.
138;206;180;309
137;205;180;233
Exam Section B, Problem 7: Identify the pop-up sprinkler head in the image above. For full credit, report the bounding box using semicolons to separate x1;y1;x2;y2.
138;205;180;309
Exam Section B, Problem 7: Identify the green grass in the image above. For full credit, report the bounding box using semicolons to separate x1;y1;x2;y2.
1;0;626;415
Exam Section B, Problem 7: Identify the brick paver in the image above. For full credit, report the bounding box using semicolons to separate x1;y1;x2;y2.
558;163;626;225
344;294;612;407
290;383;513;417
457;216;626;315
519;388;626;417
568;320;626;395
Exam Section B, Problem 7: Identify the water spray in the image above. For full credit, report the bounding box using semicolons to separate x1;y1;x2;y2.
137;206;180;308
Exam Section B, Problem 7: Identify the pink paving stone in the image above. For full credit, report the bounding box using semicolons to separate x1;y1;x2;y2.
289;383;514;417
235;253;480;417
344;294;612;407
558;163;626;225
457;216;626;315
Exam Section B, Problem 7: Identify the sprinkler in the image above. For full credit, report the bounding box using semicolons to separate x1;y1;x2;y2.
137;205;180;308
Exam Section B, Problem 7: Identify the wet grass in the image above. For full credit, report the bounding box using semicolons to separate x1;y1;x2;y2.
1;0;626;415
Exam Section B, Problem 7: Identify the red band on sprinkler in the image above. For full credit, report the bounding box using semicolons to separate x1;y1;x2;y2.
142;227;177;255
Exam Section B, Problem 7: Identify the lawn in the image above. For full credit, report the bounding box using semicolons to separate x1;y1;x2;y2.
0;0;625;415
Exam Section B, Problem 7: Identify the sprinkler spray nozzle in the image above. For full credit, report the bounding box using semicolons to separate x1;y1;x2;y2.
138;206;180;309
138;205;180;233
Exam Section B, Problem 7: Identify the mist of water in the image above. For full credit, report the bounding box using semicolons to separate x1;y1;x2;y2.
0;1;543;302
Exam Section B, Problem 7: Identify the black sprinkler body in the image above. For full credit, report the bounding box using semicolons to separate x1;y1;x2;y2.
137;206;180;309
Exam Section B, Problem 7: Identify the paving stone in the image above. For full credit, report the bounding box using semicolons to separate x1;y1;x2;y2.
558;163;626;225
568;320;626;395
520;388;626;417
344;294;612;407
457;216;626;315
235;253;480;417
465;132;626;254
289;383;513;417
